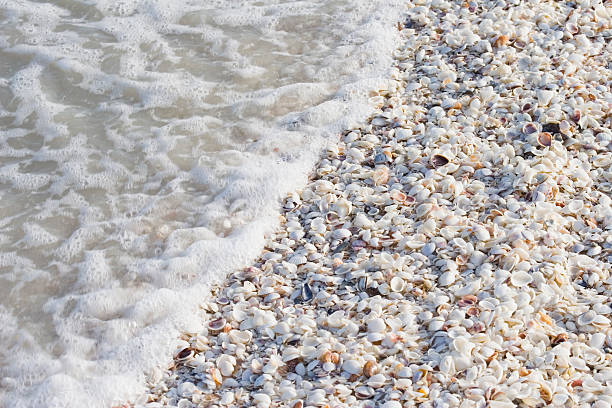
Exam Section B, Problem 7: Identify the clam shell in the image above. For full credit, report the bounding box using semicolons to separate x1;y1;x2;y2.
510;270;532;287
390;276;405;292
208;317;226;332
430;154;450;168
522;122;538;134
537;132;552;147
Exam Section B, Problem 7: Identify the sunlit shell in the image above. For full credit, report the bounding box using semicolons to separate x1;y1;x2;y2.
510;270;532;287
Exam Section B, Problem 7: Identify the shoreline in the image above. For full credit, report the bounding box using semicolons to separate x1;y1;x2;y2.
138;1;612;407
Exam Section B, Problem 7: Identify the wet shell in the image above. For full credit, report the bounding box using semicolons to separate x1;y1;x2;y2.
537;132;552;147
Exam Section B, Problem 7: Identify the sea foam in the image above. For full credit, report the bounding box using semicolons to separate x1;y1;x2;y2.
0;0;404;406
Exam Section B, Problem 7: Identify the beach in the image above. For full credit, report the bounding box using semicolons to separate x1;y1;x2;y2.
137;1;612;408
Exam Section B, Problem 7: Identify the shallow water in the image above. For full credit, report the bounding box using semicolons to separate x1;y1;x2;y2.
0;0;402;406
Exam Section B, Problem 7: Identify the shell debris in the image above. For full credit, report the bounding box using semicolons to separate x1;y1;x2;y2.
141;1;612;407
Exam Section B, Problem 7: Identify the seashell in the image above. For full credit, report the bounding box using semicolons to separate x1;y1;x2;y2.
216;296;230;305
332;228;352;240
390;276;405;292
368;318;386;333
208;318;226;333
536;89;554;106
217;354;236;377
537;132;552;147
374;152;389;164
430;154;450;168
559;120;571;135
522;122;538;134
510;270;532;287
363;361;378;378
589;333;606;349
566;22;579;34
551;333;567;347
175;347;194;362
228;329;252;344
438;271;456;287
343;359;363;375
355;385;374;399
577;310;597;326
301;282;313;302
381;402;402;408
493;34;509;47
292;400;303;408
570;110;581;122
457;295;478;307
521;102;532;112
372;166;389;185
367;373;386;388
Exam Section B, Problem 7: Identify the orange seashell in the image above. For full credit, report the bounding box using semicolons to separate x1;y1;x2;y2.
539;311;553;325
494;34;509;47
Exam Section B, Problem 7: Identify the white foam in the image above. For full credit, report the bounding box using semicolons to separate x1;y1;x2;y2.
0;0;404;406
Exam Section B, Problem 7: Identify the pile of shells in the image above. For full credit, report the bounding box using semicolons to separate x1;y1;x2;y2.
139;1;612;407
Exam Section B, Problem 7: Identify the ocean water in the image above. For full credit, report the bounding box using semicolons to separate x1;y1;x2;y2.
0;0;402;406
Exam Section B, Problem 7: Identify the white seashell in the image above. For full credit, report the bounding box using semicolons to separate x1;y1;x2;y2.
438;271;456;287
381;402;402;408
178;382;196;397
217;354;236;377
353;213;373;228
390;276;405;292
510;270;532;287
368;318;386;333
367;373;386;388
220;391;235;405
342;359;363;375
590;333;606;349
578;310;597;326
536;89;554;106
228;329;252;344
253;393;272;407
332;228;352;240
